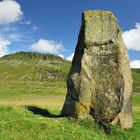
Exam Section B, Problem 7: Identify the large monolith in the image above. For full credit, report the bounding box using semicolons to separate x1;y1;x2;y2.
61;10;133;129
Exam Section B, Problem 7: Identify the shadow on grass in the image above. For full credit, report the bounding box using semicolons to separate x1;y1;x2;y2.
25;106;130;138
26;106;61;118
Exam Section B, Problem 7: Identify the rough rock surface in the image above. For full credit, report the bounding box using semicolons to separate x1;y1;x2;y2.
61;10;133;129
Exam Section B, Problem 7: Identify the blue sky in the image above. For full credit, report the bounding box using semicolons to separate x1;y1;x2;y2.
0;0;140;68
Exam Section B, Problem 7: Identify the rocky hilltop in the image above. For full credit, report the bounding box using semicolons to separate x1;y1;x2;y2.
0;52;70;82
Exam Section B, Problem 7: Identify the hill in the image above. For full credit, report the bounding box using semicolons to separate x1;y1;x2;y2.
0;52;70;82
131;69;140;93
0;52;139;93
0;52;139;139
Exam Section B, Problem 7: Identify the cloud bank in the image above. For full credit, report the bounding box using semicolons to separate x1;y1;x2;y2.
0;0;23;24
130;60;140;68
31;39;64;54
123;23;140;51
58;54;64;59
66;52;74;61
0;37;11;57
0;0;24;56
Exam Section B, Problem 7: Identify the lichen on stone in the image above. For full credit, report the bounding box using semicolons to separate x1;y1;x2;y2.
61;10;133;130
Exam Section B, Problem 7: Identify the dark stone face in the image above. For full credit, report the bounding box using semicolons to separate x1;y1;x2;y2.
89;45;124;122
61;10;133;129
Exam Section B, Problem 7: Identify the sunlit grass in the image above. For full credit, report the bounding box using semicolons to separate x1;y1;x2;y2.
0;93;140;140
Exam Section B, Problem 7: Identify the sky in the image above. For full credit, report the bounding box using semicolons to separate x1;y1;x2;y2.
0;0;140;68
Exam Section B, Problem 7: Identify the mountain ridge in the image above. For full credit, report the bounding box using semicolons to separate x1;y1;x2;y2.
0;51;66;61
0;51;70;82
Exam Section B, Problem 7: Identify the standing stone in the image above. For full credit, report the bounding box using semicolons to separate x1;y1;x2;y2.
61;10;133;129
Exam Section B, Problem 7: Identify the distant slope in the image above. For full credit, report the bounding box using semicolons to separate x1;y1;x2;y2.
132;69;140;93
0;52;71;82
0;52;139;93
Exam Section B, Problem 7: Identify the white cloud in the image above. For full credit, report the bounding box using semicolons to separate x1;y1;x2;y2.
123;23;140;51
0;0;23;24
130;60;140;68
0;37;11;57
31;39;64;54
58;54;64;58
66;52;74;61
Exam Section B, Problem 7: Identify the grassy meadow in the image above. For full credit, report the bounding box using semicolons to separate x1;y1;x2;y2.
0;80;140;140
0;52;140;140
0;97;140;140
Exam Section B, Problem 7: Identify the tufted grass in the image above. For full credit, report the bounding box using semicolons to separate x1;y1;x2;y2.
0;95;140;140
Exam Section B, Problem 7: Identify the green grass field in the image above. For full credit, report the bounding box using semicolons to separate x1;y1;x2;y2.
0;85;140;140
0;52;140;139
0;80;66;99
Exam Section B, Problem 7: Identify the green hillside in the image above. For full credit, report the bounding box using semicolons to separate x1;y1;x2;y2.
0;52;71;99
0;52;139;93
0;52;140;139
0;52;70;82
132;69;140;93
